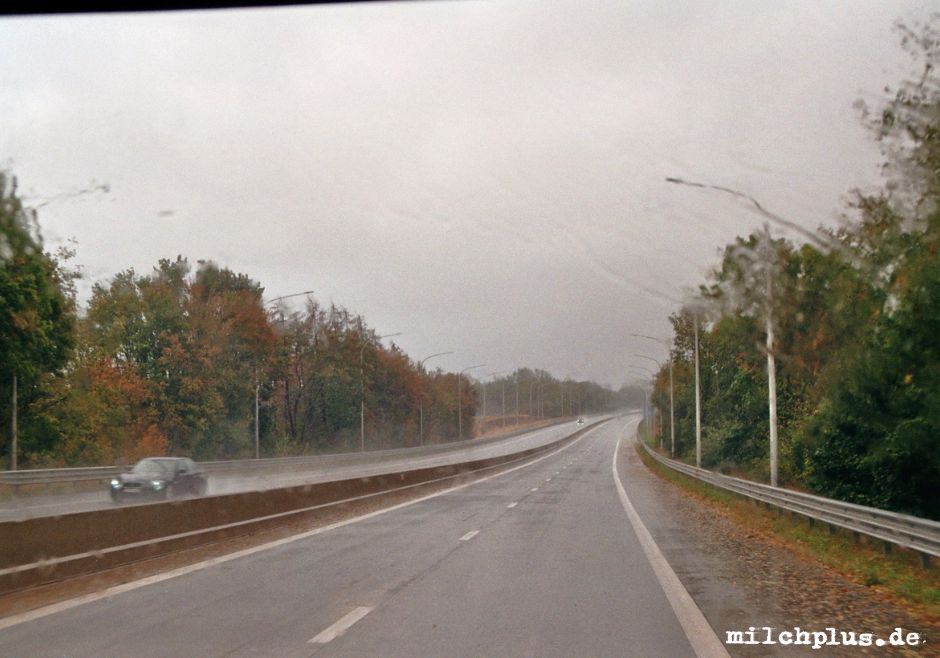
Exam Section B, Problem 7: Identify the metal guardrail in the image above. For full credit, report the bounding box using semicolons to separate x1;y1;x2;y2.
0;418;575;490
0;465;119;486
638;440;940;566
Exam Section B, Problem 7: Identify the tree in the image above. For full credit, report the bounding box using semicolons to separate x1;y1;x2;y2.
803;205;940;518
81;257;275;459
34;354;166;466
652;18;940;515
0;171;75;467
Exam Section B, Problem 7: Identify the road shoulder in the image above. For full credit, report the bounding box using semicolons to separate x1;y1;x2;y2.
617;420;937;657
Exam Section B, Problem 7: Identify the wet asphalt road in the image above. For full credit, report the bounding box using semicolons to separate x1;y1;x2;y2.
0;416;698;657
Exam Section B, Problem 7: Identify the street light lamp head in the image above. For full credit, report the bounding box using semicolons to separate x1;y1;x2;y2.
630;332;670;346
264;289;315;307
632;353;663;368
419;351;454;369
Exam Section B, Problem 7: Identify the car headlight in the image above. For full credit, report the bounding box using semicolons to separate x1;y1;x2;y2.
150;480;166;490
110;479;122;489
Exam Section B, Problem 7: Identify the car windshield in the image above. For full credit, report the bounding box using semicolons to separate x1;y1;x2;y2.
1;2;938;656
131;460;174;477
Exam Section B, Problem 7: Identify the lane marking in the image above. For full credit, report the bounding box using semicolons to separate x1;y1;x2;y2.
530;487;539;492
611;425;730;658
506;502;518;509
459;530;479;541
309;606;373;644
0;420;611;631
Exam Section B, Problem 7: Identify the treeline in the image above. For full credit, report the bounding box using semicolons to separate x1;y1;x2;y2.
477;369;633;426
0;182;623;466
649;23;940;519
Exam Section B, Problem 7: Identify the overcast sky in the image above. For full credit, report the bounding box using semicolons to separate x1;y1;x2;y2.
0;0;933;387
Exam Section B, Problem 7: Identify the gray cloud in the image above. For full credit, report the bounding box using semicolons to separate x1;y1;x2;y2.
0;0;930;386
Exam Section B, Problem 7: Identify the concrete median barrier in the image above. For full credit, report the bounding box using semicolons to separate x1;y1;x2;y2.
0;419;608;596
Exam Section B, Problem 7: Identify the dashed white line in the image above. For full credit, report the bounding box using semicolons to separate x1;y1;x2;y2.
0;421;610;632
506;502;518;509
530;487;539;492
309;606;374;644
460;530;480;541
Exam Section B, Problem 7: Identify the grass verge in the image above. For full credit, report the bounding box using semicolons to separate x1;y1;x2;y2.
634;439;940;622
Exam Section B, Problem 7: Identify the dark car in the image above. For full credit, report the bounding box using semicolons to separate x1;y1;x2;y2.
110;457;208;502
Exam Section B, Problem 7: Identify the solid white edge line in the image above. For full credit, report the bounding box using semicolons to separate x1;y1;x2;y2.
611;421;730;658
0;420;609;632
308;606;373;644
459;530;479;541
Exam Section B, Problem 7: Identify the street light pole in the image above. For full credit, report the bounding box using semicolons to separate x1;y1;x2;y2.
258;289;314;459
629;365;656;440
458;364;485;439
529;380;533;419
360;331;403;452
761;224;780;487
417;351;453;445
10;374;16;471
502;379;506;428
665;176;797;484
538;372;544;418
633;353;664;448
632;334;676;457
694;315;702;468
484;370;507;433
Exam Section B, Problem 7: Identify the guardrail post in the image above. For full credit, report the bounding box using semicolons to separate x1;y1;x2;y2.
883;541;892;556
920;553;931;569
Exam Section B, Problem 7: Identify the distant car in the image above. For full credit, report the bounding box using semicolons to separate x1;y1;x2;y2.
577;417;585;425
110;457;208;502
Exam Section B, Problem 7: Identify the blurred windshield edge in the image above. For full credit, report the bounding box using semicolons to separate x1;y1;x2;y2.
1;0;388;18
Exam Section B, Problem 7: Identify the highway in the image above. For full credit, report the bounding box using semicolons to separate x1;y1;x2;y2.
0;418;593;522
0;415;725;656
